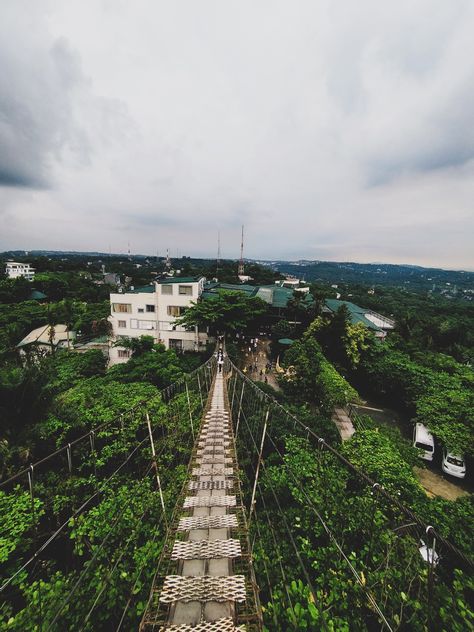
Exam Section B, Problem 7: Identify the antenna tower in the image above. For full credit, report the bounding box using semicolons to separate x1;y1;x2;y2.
238;225;245;276
216;231;221;277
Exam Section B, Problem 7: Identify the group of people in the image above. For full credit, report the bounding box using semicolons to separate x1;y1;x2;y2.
244;362;272;374
243;361;273;383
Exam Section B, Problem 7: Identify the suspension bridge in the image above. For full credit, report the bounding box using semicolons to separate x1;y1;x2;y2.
1;353;472;630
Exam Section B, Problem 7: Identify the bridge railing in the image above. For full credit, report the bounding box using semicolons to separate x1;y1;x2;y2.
225;359;473;632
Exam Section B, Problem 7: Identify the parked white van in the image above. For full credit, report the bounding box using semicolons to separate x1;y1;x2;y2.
413;423;435;461
442;451;466;479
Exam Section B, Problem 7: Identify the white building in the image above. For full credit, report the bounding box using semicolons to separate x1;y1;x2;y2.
109;277;208;363
17;324;76;354
5;261;35;281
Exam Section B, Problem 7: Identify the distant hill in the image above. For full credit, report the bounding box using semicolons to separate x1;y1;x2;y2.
1;250;472;298
262;260;474;296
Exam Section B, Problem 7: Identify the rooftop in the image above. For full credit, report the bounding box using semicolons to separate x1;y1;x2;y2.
17;324;74;348
203;282;314;310
28;290;47;301
156;276;203;285
124;285;156;294
324;299;393;332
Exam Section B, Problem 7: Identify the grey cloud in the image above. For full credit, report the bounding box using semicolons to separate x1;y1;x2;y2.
0;1;473;269
0;3;88;189
0;5;129;190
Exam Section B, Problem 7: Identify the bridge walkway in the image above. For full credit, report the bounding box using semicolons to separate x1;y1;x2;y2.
140;368;260;631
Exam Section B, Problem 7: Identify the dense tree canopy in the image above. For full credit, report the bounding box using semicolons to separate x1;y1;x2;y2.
176;290;267;334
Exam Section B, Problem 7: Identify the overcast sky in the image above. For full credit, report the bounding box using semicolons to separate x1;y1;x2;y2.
1;1;473;269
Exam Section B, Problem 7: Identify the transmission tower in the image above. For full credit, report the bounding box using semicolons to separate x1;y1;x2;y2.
238;225;245;276
216;231;221;277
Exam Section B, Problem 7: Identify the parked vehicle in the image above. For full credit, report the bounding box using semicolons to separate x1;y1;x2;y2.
413;422;435;461
442;450;466;479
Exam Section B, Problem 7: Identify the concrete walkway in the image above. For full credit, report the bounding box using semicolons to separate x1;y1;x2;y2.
332;407;355;442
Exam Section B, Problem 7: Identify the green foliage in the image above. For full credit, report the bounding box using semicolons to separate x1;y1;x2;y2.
248;430;474;631
0;277;32;304
1;356;208;630
271;318;293;340
177;290;268;334
43;350;107;395
33;271;110;302
39;379;163;445
342;430;424;500
356;344;474;455
0;301;49;355
415;386;474;455
281;336;359;412
0;488;43;564
107;344;184;389
307;306;374;371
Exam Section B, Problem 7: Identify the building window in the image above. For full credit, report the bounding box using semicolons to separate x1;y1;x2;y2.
138;308;144;313
118;320;126;328
178;285;192;296
161;285;173;295
146;304;155;312
118;349;130;358
112;303;132;313
169;338;183;350
138;320;155;330
130;319;138;329
167;306;187;317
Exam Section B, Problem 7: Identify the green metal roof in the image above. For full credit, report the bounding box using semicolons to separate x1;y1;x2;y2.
125;285;156;294
203;282;257;297
29;290;47;300
202;282;314;310
156;276;203;284
324;299;380;331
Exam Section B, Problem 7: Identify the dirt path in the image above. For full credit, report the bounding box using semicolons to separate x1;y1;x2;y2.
413;466;470;501
239;338;281;391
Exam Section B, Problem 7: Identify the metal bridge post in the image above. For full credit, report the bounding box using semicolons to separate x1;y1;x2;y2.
185;380;195;440
235;381;245;439
230;372;238;414
146;412;168;529
28;466;42;631
197;373;203;409
248;408;270;529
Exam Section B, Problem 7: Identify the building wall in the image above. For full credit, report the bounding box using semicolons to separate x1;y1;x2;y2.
108;279;207;364
5;262;35;281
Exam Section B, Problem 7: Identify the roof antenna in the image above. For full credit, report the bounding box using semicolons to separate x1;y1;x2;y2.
238;225;244;277
216;230;221;277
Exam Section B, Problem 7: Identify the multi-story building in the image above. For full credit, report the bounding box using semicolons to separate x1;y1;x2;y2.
108;277;208;363
5;261;35;281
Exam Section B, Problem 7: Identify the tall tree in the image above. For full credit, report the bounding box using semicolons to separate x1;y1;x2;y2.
176;290;267;335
